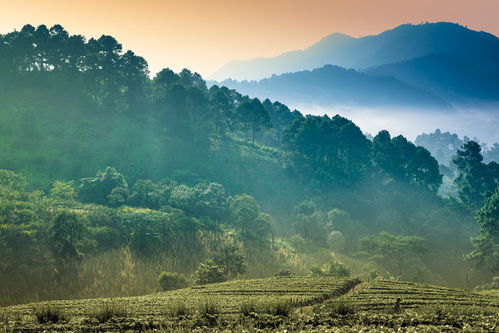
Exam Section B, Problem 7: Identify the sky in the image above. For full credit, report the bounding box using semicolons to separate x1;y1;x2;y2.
1;0;498;77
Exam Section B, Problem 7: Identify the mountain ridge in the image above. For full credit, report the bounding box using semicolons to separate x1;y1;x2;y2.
210;22;499;81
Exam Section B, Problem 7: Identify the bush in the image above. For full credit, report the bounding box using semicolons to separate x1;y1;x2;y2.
33;305;67;323
170;302;190;317
274;268;294;277
159;272;189;291
91;302;128;323
327;300;356;316
265;300;293;316
309;261;351;277
194;259;226;285
239;301;257;316
199;301;219;316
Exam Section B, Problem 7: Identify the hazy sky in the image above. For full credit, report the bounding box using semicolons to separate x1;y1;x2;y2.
1;0;498;77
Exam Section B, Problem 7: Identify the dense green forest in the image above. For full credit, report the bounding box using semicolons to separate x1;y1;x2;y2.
0;24;498;306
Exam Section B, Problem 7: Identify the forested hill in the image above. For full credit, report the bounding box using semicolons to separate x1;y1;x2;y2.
0;24;498;306
216;65;449;109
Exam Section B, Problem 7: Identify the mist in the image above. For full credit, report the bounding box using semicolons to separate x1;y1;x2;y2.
294;104;499;144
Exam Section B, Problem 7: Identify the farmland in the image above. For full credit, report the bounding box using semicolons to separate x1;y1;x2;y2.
1;277;498;332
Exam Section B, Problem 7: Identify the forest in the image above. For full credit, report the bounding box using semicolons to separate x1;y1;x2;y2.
0;24;498;307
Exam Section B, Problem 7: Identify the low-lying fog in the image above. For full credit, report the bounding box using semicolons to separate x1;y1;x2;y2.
295;105;499;144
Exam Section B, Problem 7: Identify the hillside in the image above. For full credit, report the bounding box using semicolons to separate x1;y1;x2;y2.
211;22;499;81
217;65;449;109
1;277;497;331
1;24;498;310
366;53;499;103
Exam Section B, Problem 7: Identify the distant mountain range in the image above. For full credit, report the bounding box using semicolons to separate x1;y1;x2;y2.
211;22;499;109
218;65;449;109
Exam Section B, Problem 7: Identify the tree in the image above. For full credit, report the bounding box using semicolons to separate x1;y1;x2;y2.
51;210;87;265
454;141;499;209
235;98;271;144
211;242;247;279
358;232;426;277
194;259;226;285
466;186;499;272
78;167;128;206
229;194;272;244
50;181;77;201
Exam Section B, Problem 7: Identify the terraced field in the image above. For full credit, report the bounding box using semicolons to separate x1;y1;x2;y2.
347;280;499;310
1;277;498;332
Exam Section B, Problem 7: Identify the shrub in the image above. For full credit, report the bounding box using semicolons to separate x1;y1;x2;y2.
265;300;293;316
239;301;257;316
159;272;189;291
323;261;351;277
327;300;356;316
171;302;190;317
274;268;294;277
33;305;67;323
91;302;128;323
199;301;219;316
194;259;226;285
308;261;351;277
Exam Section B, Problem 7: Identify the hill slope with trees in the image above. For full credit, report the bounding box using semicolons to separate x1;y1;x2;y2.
0;24;497;306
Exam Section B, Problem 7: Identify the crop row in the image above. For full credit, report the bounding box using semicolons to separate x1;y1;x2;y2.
2;277;359;318
347;280;499;310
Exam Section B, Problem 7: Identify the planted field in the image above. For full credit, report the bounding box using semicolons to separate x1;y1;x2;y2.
1;277;498;332
0;276;359;331
347;280;499;310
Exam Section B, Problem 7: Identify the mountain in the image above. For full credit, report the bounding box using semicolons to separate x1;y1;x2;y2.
217;64;449;109
365;53;499;103
211;22;499;81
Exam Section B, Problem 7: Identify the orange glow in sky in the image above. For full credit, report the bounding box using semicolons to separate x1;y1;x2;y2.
1;0;498;77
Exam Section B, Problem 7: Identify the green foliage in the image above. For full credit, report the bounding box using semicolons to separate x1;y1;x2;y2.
309;261;351;277
264;300;293;316
283;115;371;189
51;210;87;264
230;194;271;244
158;272;189;291
466;186;499;272
320;299;356;316
78;167;128;206
91;302;128;323
170;302;190;317
0;170;27;191
194;259;226;285
373;130;442;192
274;268;294;277
358;232;426;277
454;141;499;209
50;181;77;201
239;301;257;315
199;301;219;316
33;305;67;323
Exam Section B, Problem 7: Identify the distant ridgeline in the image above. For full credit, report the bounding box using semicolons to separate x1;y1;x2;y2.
0;25;498;306
213;22;499;108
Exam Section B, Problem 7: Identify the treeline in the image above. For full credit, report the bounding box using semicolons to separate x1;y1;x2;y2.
0;25;497;304
0;167;276;305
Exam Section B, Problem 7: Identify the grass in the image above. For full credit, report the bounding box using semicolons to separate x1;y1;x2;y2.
32;305;67;324
170;302;190;317
264;300;293;316
90;302;128;323
239;301;257;316
199;301;219;316
325;299;356;316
